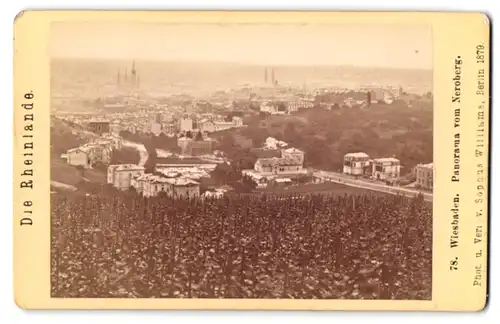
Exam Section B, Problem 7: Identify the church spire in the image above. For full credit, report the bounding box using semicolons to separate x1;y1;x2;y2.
264;68;268;84
117;68;121;86
131;60;137;88
271;68;275;85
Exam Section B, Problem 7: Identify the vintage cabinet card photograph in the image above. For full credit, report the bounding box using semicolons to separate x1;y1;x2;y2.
13;10;490;311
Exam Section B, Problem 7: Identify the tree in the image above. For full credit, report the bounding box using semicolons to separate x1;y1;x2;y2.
277;102;287;112
51;127;86;155
284;123;299;143
226;111;244;121
212;163;232;185
241;175;257;191
249;102;261;111
75;165;85;179
110;147;141;165
143;141;157;173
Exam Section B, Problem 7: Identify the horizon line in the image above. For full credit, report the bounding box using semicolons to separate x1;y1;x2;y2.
51;56;433;72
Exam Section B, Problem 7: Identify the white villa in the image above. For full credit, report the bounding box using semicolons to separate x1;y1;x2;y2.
243;147;307;187
107;164;145;190
264;137;288;150
131;173;200;198
372;157;401;181
198;116;244;133
66;134;123;169
343;152;401;181
343;152;371;176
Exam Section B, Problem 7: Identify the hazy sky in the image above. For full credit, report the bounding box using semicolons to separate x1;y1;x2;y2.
50;22;432;69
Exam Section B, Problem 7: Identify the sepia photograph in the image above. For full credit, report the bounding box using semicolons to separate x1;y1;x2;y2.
49;22;434;300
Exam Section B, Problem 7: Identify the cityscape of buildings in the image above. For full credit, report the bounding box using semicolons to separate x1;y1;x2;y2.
53;60;433;200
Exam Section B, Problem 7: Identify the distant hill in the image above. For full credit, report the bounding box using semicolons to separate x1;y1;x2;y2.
51;58;433;103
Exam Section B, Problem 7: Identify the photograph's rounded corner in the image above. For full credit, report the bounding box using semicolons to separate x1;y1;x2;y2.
469;295;489;313
476;12;491;26
13;291;33;311
13;9;32;27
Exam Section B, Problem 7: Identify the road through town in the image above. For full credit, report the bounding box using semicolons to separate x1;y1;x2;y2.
313;170;433;202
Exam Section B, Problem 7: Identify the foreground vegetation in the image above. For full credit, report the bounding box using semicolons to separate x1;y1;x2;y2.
51;191;432;299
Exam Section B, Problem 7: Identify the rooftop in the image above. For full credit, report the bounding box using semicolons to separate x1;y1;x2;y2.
345;152;369;158
283;147;304;154
156;156;214;165
133;173;156;181
418;162;433;169
165;178;200;186
88;119;110;124
115;164;145;171
257;157;302;167
373;157;400;163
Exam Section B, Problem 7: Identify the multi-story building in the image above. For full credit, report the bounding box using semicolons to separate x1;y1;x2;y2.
149;122;162;135
162;122;177;134
415;162;433;190
89;144;112;165
109;122;122;135
154;113;163;124
213;121;237;132
343;97;358;108
260;102;280;114
131;174;200;198
254;156;303;175
387;85;403;99
287;100;314;113
372;157;401;180
197;116;244;133
177;136;192;154
179;118;193;132
107;164;145;190
281;147;304;165
264;137;288;150
87;120;110;134
198;119;216;133
343;152;371;176
169;178;201;199
131;173;156;195
66;146;92;168
141;175;173;197
66;141;114;168
383;92;395;104
98;134;123;150
232;116;243;127
361;84;401;104
243;148;307;187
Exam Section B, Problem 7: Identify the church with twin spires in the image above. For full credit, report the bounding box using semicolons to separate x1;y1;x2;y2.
116;60;140;94
264;67;277;86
